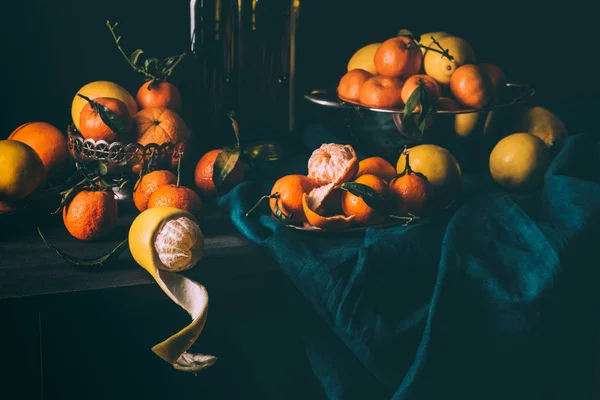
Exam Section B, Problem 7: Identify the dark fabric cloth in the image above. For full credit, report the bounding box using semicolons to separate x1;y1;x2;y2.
218;125;600;399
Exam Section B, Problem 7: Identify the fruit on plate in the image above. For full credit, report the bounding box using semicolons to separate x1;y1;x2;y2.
374;36;423;78
8;122;68;178
308;143;358;186
423;36;475;86
71;81;138;132
134;107;190;147
510;106;568;147
148;184;203;217
479;63;506;102
347;43;381;75
133;170;178;212
268;174;318;224
489;133;550;191
128;206;216;372
302;188;355;230
400;74;442;113
356;156;396;182
341;174;389;226
0;140;45;201
449;64;494;109
358;76;405;108
62;189;118;241
338;69;374;102
389;148;431;216
396;144;462;208
78;95;132;142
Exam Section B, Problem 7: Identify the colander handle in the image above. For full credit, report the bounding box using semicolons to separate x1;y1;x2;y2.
304;89;354;109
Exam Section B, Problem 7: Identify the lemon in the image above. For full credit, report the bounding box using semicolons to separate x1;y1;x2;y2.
347;43;381;75
0;140;45;200
423;36;475;86
129;206;216;372
71;81;138;131
489;133;550;191
417;31;451;55
397;144;462;207
511;106;568;147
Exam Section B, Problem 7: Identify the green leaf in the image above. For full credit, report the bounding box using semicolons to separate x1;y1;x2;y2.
51;180;87;215
397;29;419;42
38;227;129;269
130;49;144;65
272;194;294;223
404;82;424;118
85;160;108;176
77;94;127;135
213;146;241;191
339;182;388;211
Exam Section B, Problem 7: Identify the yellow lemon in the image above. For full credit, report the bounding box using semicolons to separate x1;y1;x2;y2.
417;31;451;55
129;206;216;372
489;133;550;191
347;43;381;75
0;140;45;200
396;144;462;208
511;106;568;147
71;81;138;132
423;36;475;86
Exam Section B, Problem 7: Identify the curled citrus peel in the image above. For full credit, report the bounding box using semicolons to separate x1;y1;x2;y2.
128;206;216;372
302;183;355;230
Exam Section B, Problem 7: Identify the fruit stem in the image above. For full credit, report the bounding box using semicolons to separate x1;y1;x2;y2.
106;20;156;81
246;193;278;217
228;111;241;148
417;36;454;62
387;213;420;225
176;150;183;188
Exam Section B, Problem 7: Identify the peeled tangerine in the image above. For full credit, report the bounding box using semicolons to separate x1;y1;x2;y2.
128;206;216;372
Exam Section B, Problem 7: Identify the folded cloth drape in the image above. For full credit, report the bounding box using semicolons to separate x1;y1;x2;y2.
218;125;600;399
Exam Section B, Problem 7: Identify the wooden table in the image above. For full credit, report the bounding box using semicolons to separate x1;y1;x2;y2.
0;204;327;400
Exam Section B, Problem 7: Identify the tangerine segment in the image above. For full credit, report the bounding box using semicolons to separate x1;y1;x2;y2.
307;143;358;186
302;193;355;230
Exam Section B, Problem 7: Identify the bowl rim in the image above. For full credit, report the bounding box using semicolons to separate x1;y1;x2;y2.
305;82;534;115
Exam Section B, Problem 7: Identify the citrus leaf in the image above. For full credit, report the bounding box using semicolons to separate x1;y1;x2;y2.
404;82;424;118
213;146;241;191
38;227;129;269
77;94;126;135
130;49;144;65
398;29;419;42
272;194;294;223
85;160;109;176
51;180;87;215
339;182;388;211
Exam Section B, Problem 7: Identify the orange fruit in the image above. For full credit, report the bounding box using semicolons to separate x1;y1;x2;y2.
269;174;318;224
8;122;68;177
374;36;423;78
307;143;358;186
449;64;493;109
0;140;45;201
133;170;178;212
356;157;396;182
136;81;182;112
194;149;245;197
423;36;475;86
337;69;374;103
62;190;118;241
0;200;15;214
400;74;442;112
341;174;388;226
437;97;461;111
479;63;506;103
147;184;203;217
389;158;431;216
78;96;132;142
134;107;190;147
302;192;355;230
358;76;405;108
71;81;138;132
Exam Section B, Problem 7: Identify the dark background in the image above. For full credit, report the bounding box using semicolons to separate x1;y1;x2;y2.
0;1;596;399
0;0;594;140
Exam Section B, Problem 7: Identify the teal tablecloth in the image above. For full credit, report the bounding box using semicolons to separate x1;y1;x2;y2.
218;125;600;399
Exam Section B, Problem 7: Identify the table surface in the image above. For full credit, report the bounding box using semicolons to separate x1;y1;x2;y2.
0;202;275;302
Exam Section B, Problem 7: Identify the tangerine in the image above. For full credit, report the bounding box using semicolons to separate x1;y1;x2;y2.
147;184;203;217
62;190;118;241
449;64;493;109
374;36;423;78
79;96;132;142
356;157;396;182
307;143;358;186
136;81;182;112
134;107;190;146
358;76;405;109
194;149;245;197
341;174;388;226
8;122;68;177
400;74;442;113
133;170;178;212
269;174;318;224
479;63;506;103
436;97;462;111
337;69;374;103
389;151;430;216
